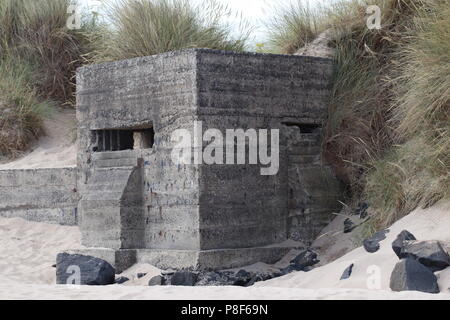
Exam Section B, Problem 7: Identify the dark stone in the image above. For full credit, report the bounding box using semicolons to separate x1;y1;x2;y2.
340;263;354;280
51;264;56;268
303;266;314;272
271;271;283;278
161;269;175;276
233;270;253;286
236;269;251;278
261;273;276;281
390;258;440;294
195;269;283;287
392;230;417;258
170;271;198;286
363;229;390;253
363;239;380;253
280;266;296;275
148;275;166;286
137;273;147;279
115;276;129;284
399;240;450;272
56;253;115;286
344;218;356;233
246;274;265;287
290;249;320;271
355;202;369;218
195;271;234;286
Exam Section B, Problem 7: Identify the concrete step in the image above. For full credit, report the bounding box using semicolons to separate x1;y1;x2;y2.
93;158;138;168
89;167;135;184
92;150;138;160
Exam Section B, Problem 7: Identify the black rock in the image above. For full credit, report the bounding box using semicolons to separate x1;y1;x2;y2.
236;269;251;278
340;263;354;280
233;270;253;286
161;269;176;276
363;229;390;253
344;218;356;233
115;276;129;284
246;274;264;287
280;265;296;275
170;271;198;286
137;273;147;279
355;202;369;218
271;271;283;278
195;271;234;286
399;240;450;272
262;273;278;281
363;239;380;253
392;230;417;258
56;253;115;286
195;269;283;287
302;266;314;272
51;264;56;268
148;275;166;286
390;258;440;294
290;249;320;271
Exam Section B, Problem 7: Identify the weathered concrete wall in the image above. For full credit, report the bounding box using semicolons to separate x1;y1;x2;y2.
76;50;201;250
75;49;342;269
0;168;78;225
195;50;341;247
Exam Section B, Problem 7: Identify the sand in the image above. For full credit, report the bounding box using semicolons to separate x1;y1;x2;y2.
0;201;449;300
0;109;77;170
257;200;450;293
0;217;82;286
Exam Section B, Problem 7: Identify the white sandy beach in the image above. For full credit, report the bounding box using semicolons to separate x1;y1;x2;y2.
0;201;449;300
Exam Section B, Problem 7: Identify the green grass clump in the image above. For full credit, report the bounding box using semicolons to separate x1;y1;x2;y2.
366;0;450;227
92;0;250;62
0;0;96;158
268;0;449;228
267;0;326;54
0;57;54;159
9;0;94;103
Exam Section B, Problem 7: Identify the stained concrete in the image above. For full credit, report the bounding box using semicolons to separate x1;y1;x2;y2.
73;49;342;270
0;168;78;225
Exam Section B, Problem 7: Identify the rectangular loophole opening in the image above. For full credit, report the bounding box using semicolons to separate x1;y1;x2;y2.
92;127;154;152
282;122;321;134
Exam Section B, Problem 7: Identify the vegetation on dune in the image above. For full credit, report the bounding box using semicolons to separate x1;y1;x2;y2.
0;57;54;158
0;0;95;159
0;0;249;158
0;0;447;231
366;0;450;227
91;0;250;62
267;1;325;54
1;0;93;103
268;0;449;228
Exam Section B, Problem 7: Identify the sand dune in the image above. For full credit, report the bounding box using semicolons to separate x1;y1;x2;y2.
0;109;77;170
0;202;449;300
257;201;450;293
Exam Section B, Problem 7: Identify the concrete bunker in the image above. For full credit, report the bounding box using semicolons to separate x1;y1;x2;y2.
73;49;342;272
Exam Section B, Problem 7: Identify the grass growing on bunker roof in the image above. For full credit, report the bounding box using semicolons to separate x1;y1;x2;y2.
90;0;251;62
